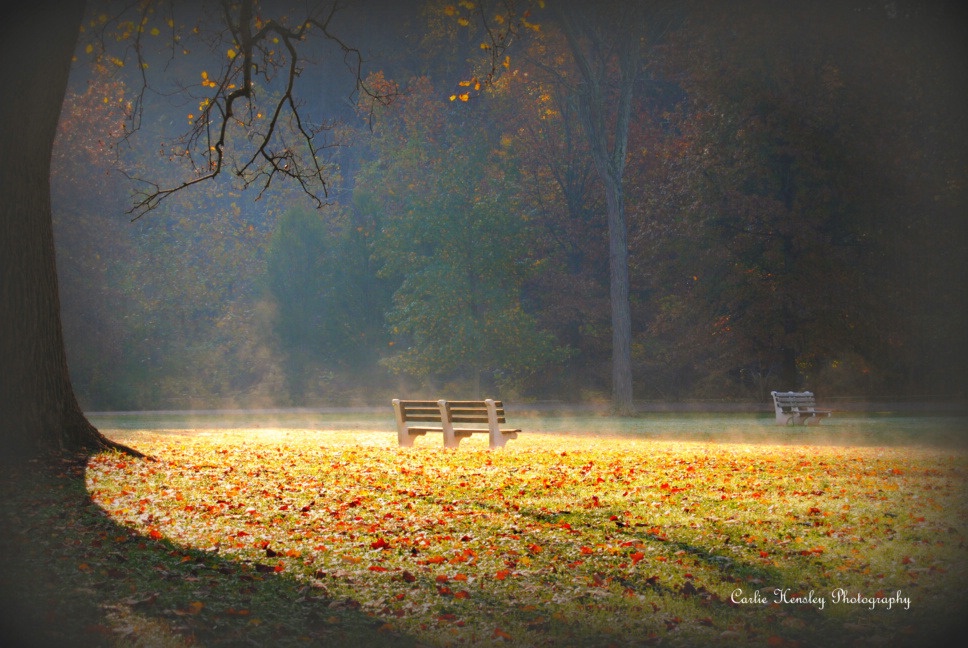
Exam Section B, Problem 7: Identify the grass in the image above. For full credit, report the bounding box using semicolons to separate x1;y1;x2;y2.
3;420;968;647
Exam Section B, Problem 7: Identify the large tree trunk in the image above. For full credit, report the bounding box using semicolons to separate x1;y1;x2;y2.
1;2;139;462
602;176;634;414
556;3;639;415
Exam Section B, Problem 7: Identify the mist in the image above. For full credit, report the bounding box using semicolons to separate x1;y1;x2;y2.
50;0;968;416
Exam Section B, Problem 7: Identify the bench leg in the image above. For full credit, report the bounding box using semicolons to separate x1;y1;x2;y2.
392;399;415;447
439;400;461;448
485;399;511;449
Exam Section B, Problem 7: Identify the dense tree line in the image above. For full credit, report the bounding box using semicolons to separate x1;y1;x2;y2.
51;0;967;410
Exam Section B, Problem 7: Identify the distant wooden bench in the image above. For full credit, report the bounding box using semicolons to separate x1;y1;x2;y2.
392;399;520;449
771;391;832;425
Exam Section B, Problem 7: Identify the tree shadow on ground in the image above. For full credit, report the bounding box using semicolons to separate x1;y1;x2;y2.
0;454;415;648
4;444;968;648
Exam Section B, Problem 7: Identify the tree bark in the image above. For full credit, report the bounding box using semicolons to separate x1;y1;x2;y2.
556;3;639;415
1;1;141;462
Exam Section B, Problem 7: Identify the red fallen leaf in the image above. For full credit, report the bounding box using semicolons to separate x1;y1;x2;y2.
425;555;446;565
147;527;163;540
631;551;645;564
371;538;390;550
435;575;449;583
274;562;285;573
580;546;594;555
223;608;250;616
527;543;542;554
369;565;389;572
437;585;453;596
495;569;512;581
493;627;512;640
455;590;470;599
401;571;417;583
438;613;458;622
760;551;770;558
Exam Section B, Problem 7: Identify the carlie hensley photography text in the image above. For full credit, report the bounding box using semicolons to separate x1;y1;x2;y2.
731;587;911;611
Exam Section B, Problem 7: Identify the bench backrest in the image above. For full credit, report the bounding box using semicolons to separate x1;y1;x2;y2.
395;400;444;423
444;400;508;424
395;399;508;424
771;391;818;411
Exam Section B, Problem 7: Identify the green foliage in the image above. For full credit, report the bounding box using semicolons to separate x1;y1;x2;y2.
265;207;392;401
356;78;567;393
51;2;967;406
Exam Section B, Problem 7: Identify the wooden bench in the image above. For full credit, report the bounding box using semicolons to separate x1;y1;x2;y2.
771;391;832;425
392;399;520;449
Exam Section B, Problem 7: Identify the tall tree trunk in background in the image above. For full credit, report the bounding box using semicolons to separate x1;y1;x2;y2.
556;3;640;415
1;1;137;462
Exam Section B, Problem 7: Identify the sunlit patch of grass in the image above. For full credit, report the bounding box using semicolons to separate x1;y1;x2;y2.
9;428;968;647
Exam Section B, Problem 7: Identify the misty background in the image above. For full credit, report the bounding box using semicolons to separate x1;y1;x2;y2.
50;0;968;412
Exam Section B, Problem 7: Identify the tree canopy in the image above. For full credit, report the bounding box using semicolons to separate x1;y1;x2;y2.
8;0;965;436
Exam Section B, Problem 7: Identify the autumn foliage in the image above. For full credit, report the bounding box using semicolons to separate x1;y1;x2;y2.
53;428;967;646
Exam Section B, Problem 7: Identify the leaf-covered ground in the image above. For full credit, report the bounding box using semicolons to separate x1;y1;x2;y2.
4;428;968;647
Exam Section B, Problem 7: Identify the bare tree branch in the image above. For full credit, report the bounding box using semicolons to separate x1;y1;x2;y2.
84;0;393;219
